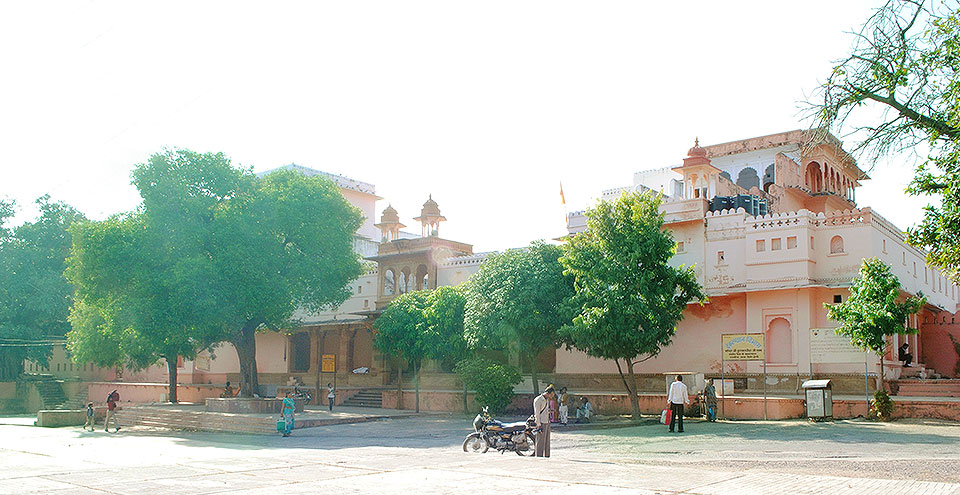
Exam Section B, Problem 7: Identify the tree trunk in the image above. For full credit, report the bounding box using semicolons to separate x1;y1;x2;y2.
415;360;421;414
614;358;640;419
462;379;468;414
397;364;403;410
530;351;540;396
233;320;260;398
165;356;178;403
625;358;640;419
878;351;886;393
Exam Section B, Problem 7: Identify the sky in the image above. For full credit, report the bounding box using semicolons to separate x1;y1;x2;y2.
0;1;933;252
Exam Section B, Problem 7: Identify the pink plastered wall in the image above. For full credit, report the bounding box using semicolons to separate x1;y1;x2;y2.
921;311;960;378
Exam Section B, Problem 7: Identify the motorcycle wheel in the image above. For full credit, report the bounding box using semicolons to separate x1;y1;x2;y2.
462;433;488;453
516;432;536;456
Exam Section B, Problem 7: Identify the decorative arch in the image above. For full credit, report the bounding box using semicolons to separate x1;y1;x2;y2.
416;264;428;291
805;161;822;192
830;235;844;254
398;268;410;294
384;269;395;295
766;317;792;364
736;167;760;191
763;163;775;192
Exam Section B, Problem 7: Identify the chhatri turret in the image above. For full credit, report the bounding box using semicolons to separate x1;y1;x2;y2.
413;194;446;237
374;204;405;243
673;138;721;200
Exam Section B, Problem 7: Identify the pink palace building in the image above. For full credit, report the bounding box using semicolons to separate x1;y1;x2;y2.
23;130;960;418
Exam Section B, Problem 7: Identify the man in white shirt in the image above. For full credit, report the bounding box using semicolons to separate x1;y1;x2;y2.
533;385;556;457
666;375;690;433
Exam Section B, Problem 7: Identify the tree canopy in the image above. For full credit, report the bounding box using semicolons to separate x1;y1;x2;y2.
0;197;85;380
559;191;704;418
463;240;573;395
67;149;365;398
826;257;925;385
809;0;960;281
374;285;468;412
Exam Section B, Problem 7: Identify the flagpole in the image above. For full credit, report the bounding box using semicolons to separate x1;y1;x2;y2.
560;181;569;229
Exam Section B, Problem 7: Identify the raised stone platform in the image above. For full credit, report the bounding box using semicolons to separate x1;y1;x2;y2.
204;397;304;414
116;403;418;434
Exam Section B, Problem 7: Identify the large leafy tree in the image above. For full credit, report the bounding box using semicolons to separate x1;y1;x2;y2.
809;0;960;281
67;149;364;398
463;241;574;395
0;197;85;380
375;286;469;413
215;164;364;397
826;257;926;387
67;213;229;402
559;191;704;419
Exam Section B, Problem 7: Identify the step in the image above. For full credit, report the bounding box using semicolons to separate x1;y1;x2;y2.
895;380;960;398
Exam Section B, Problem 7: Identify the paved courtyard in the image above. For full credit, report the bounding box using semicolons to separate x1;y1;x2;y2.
1;414;959;494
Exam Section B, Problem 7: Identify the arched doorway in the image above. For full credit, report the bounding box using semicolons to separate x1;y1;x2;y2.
766;317;792;364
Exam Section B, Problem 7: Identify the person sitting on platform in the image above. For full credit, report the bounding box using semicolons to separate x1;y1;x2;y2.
899;343;913;368
575;397;594;423
220;381;237;398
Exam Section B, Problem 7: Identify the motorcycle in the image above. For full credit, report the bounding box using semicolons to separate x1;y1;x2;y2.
462;407;537;456
292;385;312;404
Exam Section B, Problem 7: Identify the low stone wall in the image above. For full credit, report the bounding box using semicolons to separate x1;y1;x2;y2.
36;407;106;427
205;397;304;414
379;388;959;422
381;389;478;412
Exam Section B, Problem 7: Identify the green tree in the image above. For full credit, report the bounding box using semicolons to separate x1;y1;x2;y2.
424;285;470;411
213;165;364;397
455;357;521;415
66;149;364;399
559;191;704;419
0;197;85;380
463;241;574;396
67;212;228;402
374;285;469;413
825;257;926;388
809;0;960;281
374;291;431;412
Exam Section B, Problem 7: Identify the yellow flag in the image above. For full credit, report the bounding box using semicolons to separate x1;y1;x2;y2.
560;181;566;205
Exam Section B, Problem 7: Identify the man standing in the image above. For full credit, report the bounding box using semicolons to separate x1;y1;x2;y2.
667;375;689;433
533;385;555;457
327;383;335;411
104;389;121;433
557;387;570;425
703;379;718;422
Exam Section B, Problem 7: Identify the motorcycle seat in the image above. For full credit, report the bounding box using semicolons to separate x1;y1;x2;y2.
499;421;528;432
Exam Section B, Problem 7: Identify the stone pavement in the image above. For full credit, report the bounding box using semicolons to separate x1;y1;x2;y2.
1;414;958;494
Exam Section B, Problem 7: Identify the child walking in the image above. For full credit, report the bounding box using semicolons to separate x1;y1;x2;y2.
83;402;95;431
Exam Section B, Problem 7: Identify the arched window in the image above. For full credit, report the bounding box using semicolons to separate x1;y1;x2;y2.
398;271;407;294
805;162;822;192
416;264;428;291
766;317;792;364
384;269;395;295
736;167;760;191
830;235;844;254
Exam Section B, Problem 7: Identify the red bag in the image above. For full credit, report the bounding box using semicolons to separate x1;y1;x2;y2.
660;409;672;425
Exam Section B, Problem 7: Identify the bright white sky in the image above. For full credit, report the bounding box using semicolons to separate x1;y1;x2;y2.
0;1;932;252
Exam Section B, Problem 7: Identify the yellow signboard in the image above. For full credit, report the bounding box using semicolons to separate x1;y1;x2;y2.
722;333;765;361
321;354;336;373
